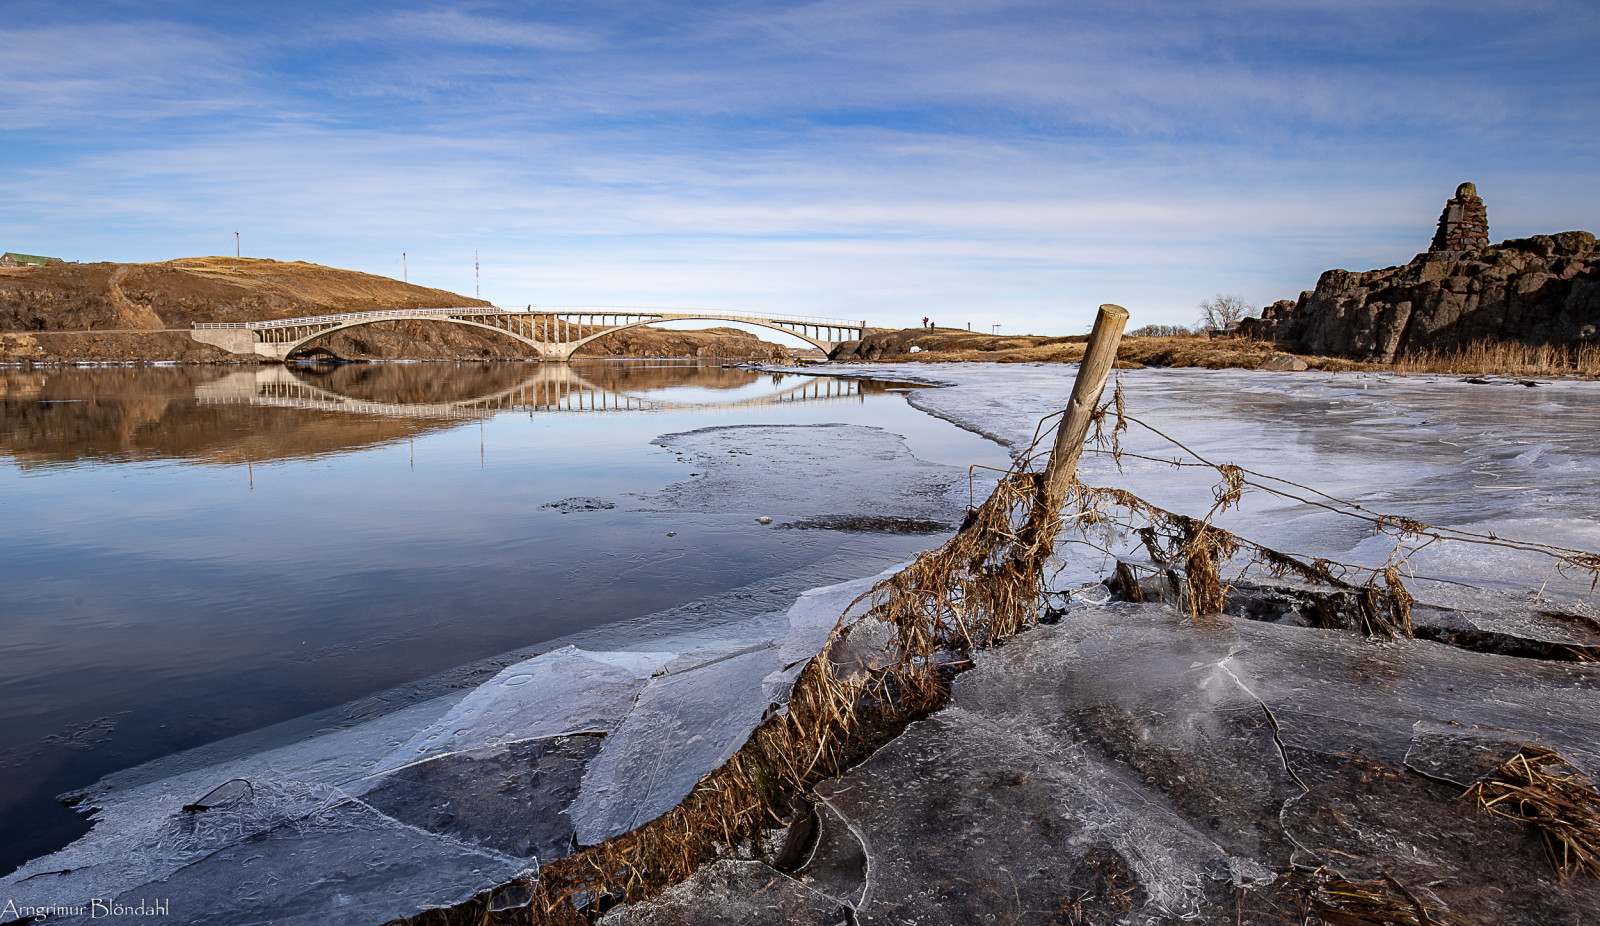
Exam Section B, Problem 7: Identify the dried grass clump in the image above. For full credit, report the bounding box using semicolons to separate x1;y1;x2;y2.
1275;867;1470;926
1465;745;1600;880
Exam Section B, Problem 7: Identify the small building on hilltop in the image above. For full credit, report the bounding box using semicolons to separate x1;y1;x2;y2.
1;252;66;268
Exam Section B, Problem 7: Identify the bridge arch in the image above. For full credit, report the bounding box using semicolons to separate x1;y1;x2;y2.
279;314;550;360
563;315;832;357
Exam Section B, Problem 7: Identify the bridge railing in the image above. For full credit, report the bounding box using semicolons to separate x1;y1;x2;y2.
521;307;867;328
193;307;490;330
193;306;867;331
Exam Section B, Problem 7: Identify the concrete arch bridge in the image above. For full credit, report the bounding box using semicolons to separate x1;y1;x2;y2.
191;307;867;361
194;365;871;417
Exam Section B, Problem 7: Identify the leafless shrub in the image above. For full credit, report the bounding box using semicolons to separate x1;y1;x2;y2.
1197;294;1253;332
1127;323;1199;338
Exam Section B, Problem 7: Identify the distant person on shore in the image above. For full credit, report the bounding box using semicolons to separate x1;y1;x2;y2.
922;316;929;328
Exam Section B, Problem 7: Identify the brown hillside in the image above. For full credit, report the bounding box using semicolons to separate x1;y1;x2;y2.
0;256;489;331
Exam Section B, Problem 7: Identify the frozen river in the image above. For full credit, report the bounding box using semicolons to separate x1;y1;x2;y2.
4;360;1598;924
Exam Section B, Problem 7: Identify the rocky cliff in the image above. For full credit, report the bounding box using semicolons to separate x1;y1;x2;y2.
1241;187;1599;361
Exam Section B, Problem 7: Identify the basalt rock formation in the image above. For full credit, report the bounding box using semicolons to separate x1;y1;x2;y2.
1241;186;1599;361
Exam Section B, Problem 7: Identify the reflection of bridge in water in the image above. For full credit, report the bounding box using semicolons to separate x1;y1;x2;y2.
194;365;875;418
191;307;867;361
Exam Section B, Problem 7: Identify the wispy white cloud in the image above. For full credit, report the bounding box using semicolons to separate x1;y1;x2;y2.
0;21;255;129
383;8;597;50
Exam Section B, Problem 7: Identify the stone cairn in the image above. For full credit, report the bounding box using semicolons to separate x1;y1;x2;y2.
1430;182;1490;252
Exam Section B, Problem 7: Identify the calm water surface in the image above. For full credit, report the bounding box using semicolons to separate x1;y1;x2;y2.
0;360;1006;875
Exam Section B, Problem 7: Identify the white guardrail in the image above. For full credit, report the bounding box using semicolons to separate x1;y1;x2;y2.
193;307;867;331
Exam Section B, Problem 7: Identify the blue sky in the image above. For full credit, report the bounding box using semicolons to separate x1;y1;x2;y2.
3;1;1596;333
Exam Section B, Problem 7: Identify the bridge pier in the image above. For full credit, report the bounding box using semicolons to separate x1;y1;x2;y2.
535;342;579;362
189;327;259;356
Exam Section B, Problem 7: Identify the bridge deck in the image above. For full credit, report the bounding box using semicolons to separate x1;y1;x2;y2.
192;306;867;361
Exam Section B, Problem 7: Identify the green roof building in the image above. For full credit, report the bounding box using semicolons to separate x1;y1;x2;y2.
1;252;65;267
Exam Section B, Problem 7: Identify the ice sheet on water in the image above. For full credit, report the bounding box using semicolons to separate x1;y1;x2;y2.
793;599;1600;923
641;423;965;524
0;693;464;912
775;568;889;670
0;559;912;924
363;735;604;859
14;648;674;912
362;646;671;784
571;566;898;845
800;364;1600;615
93;800;520;926
572;646;781;843
0;647;671;917
2;413;967;923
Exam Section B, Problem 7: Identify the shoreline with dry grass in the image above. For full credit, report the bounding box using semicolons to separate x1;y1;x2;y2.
829;327;1600;379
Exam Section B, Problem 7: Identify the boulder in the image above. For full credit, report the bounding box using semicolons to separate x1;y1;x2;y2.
1258;353;1308;372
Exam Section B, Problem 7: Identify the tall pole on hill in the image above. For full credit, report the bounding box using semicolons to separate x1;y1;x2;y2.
235;232;239;259
475;250;480;299
1042;304;1129;511
403;252;407;283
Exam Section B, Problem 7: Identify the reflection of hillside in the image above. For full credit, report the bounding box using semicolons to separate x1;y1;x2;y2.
0;368;457;467
0;362;913;467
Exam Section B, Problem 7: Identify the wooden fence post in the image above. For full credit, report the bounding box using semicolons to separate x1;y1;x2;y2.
1042;304;1129;510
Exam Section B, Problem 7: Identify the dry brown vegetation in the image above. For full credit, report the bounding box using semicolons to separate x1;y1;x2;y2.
834;327;1294;368
0;256;489;331
1466;746;1600;880
1274;867;1474;926
1392;340;1600;377
833;327;1600;378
